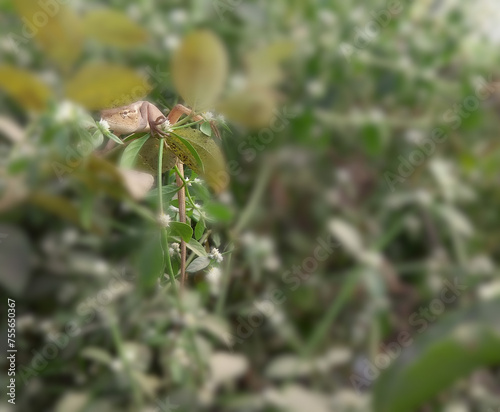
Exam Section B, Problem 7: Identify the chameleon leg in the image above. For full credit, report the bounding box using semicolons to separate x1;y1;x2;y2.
167;104;220;138
167;104;204;124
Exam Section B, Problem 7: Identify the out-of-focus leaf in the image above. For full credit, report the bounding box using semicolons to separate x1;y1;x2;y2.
137;138;177;175
435;204;474;237
194;219;205;240
65;63;150;110
166;128;228;193
117;169;154;200
246;41;295;87
54;392;89;412
185;238;208;257
0;225;32;295
120;134;150;169
361;123;387;156
264;385;331;412
169;222;192;242
266;347;351;379
195;315;231;346
172;30;228;111
204;202;233;223
209;352;248;385
131;371;161;399
81;347;114;366
328;219;364;254
82;9;148;48
186;256;210;273
29;192;101;233
146;184;180;204
0;66;51;111
134;231;165;290
217;88;277;129
14;0;83;70
373;298;500;412
0;116;25;142
0;174;28;212
200;121;212;136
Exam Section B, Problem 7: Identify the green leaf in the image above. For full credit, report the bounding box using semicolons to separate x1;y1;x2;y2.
170;131;204;173
195;219;205;240
186;256;211;273
104;130;124;145
185;238;208;257
205;202;233;223
166;128;228;193
169;222;193;242
120;135;150;169
146;184;180;204
373;298;500;412
134;231;165;291
200;121;212;137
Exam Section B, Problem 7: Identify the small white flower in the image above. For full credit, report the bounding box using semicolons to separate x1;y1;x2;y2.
157;213;171;228
169;242;180;256
216;114;225;123
206;266;221;285
169;205;179;213
110;359;124;372
184;177;192;186
193;178;202;184
55;101;76;123
202;111;214;121
193;203;201;209
99;118;110;131
209;247;223;263
163;34;180;50
161;119;173;132
170;9;187;24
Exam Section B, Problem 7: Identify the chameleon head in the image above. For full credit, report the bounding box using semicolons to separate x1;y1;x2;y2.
100;103;145;135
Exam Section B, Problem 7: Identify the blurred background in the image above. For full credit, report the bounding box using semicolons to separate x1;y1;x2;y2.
1;0;500;411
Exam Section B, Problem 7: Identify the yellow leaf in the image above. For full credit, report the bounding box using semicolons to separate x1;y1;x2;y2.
0;65;51;111
166;128;228;193
246;41;295;87
14;0;83;70
65;63;151;110
82;9;148;49
217;88;277;129
137;138;177;175
172;30;229;112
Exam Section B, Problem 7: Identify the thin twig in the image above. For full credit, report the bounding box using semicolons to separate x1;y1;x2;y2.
175;161;187;291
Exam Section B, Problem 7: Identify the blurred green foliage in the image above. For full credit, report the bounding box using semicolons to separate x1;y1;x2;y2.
1;0;500;411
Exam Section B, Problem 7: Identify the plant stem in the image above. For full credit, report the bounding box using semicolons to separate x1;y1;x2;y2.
175;161;187;291
158;139;165;214
234;158;273;235
174;164;197;209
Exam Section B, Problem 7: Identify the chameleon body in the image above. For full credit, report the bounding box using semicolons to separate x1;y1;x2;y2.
100;101;167;136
